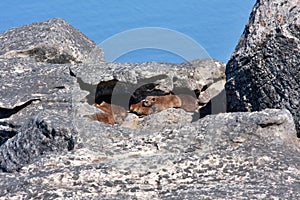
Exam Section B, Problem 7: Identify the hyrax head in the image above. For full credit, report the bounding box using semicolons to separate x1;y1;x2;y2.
142;96;157;107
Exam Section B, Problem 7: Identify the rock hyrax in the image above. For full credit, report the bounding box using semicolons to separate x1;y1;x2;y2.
129;100;154;115
176;94;199;112
86;112;115;125
143;95;181;111
130;94;198;115
92;101;128;124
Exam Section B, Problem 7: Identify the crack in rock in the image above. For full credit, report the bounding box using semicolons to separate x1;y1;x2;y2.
0;99;40;119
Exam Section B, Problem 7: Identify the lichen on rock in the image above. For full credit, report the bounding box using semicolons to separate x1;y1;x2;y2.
0;8;299;199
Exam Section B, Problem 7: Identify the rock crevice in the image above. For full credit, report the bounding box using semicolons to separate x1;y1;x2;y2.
0;11;299;199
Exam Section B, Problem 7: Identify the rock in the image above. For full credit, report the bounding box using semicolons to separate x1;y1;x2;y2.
0;58;77;172
134;108;195;131
0;17;299;199
71;58;225;91
0;18;104;64
1;109;299;199
225;0;300;136
0;18;226;172
0;111;75;172
71;58;226;123
0;18;100;171
0;58;73;109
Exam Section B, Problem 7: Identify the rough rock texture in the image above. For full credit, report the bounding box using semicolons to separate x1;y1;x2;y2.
0;18;104;64
0;58;76;172
71;58;226;121
1;109;300;199
71;58;225;88
0;18;100;172
0;16;300;199
225;0;300;136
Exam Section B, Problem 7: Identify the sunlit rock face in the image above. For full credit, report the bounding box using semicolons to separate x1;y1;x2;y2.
0;15;299;199
226;0;300;136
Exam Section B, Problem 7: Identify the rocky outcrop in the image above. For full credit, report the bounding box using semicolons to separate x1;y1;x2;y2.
0;15;299;199
0;18;104;172
1;109;299;199
0;18;226;172
225;0;300;136
0;18;104;64
71;58;226;128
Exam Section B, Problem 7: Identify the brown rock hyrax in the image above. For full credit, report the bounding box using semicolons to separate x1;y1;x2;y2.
91;101;128;124
130;94;198;115
129;100;154;115
87;112;115;125
143;95;181;111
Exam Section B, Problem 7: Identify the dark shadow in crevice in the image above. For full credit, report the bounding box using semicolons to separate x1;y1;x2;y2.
76;77;98;105
0;130;18;146
0;122;19;146
95;75;170;109
95;79;120;104
0;99;40;119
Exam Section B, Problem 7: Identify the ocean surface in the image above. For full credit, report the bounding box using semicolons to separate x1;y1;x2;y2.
0;1;256;63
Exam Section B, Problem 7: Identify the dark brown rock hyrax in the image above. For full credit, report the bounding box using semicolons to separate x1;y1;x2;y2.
130;94;199;115
88;101;128;125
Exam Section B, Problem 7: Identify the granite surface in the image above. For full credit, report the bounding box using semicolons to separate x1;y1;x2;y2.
0;6;299;199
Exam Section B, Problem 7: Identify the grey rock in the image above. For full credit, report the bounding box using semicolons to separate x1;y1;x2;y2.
225;0;300;136
0;58;76;172
71;58;225;90
1;109;299;199
0;58;73;108
0;18;104;64
0;17;299;200
71;58;226;120
0;110;75;172
0;18;99;171
134;108;194;131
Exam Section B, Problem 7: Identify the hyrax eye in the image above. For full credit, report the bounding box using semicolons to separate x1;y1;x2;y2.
142;100;149;106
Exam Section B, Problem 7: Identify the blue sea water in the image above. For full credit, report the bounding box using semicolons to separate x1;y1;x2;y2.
0;1;256;63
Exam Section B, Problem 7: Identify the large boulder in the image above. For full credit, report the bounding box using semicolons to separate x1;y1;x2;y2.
71;58;226;126
0;18;104;172
225;0;300;136
0;18;104;64
1;109;299;199
0;17;299;199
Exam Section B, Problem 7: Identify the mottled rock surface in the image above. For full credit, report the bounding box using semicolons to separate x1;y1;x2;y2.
0;15;300;200
71;58;226;122
0;59;76;167
0;18;98;172
226;0;300;136
0;18;104;64
1;109;300;199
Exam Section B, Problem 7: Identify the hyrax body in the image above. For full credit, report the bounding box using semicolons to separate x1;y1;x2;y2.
130;94;198;115
91;101;128;124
